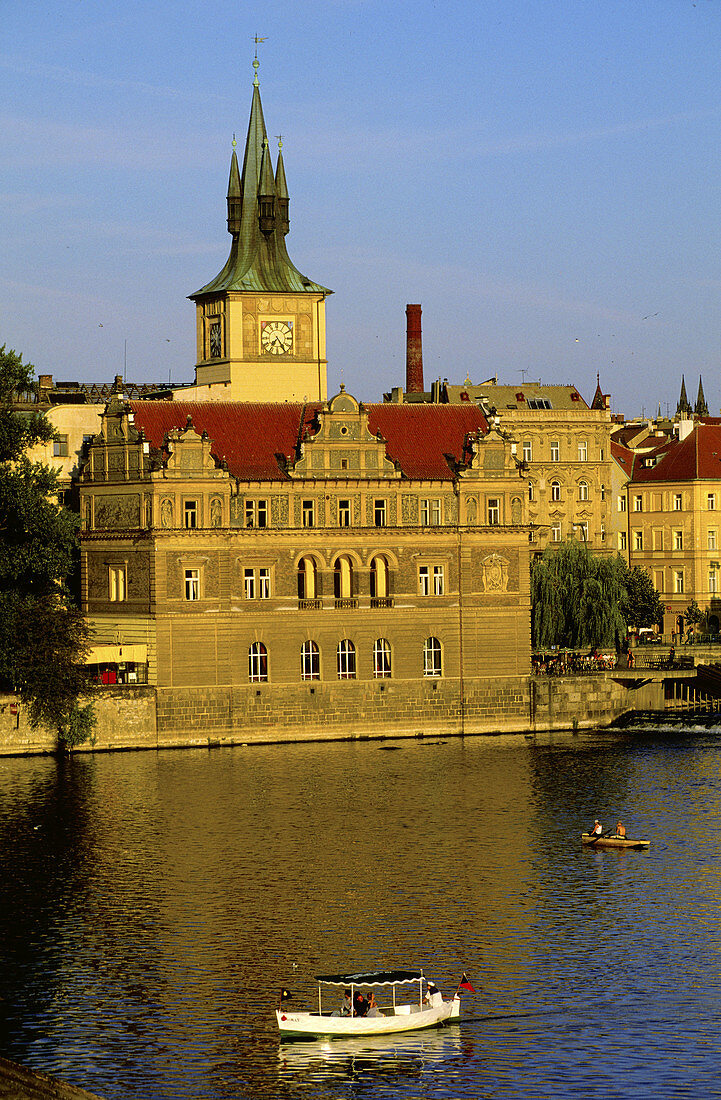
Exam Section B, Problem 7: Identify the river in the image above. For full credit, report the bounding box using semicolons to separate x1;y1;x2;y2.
1;717;720;1098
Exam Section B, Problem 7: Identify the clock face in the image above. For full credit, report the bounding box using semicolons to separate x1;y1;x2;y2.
261;320;293;355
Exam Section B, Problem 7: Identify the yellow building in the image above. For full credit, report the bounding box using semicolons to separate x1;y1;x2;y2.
626;420;721;636
441;379;615;555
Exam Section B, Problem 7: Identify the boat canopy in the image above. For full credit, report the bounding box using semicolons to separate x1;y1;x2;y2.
315;970;424;987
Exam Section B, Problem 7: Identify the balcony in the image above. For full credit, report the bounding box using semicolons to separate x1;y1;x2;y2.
298;598;322;611
370;597;395;609
334;597;359;610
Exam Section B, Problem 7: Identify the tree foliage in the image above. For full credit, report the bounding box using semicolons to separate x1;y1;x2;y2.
531;541;629;651
0;344;94;749
619;562;665;629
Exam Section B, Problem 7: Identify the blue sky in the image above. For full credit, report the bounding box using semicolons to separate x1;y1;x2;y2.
2;0;720;416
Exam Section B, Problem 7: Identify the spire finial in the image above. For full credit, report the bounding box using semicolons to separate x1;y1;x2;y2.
253;35;266;86
232;131;237;151
276;133;283;151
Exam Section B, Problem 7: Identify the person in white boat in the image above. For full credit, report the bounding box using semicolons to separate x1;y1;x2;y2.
589;819;603;838
366;993;382;1017
353;991;369;1017
424;981;443;1008
331;989;352;1017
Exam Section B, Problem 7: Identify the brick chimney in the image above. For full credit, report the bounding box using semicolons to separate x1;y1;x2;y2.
405;303;424;394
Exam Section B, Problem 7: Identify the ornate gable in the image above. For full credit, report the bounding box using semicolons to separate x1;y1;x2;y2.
289;387;400;480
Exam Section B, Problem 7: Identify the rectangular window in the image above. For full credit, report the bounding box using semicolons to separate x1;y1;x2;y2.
633;495;643;512
528;483;534;502
618;496;627;513
552;522;561;543
709;529;717;551
245;499;268;528
674;530;684;551
374;499;387;527
634;530;643;551
433;565;445;596
53;434;69;458
550;441;560;462
674;570;685;594
339;499;351;527
655;570;664;593
599;448;604;461
419;565;430;596
619;531;627;551
522;441;532;463
709;493;717;511
674;493;683;511
184;500;198;529
109;566;126;602
710;569;719;595
653;529;663;551
420;498;442;526
600;485;606;501
258;567;270;599
302;500;315;528
244;568;255;600
487;498;501;525
578;441;588;462
185;568;200;601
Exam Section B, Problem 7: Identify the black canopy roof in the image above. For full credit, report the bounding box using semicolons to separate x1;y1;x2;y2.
315;969;425;987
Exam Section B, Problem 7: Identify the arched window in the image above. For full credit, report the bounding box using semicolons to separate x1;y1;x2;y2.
337;639;356;679
298;557;317;600
334;556;354;599
300;640;320;681
370;556;389;599
248;642;268;683
579;480;589;501
551;480;561;502
423;637;442;678
373;638;391;679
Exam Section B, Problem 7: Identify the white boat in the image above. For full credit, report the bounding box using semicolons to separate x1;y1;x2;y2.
276;969;464;1039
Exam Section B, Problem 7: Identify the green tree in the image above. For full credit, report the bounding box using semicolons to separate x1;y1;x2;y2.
531;540;628;650
0;344;94;749
684;599;705;637
620;562;665;629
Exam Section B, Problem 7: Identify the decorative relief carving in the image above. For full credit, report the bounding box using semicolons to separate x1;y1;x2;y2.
481;553;509;593
94;494;141;530
483;448;505;474
466;497;478;525
161;498;174;528
230;497;242;527
402;495;418;525
271;496;288;527
511;496;523;525
210;498;223;527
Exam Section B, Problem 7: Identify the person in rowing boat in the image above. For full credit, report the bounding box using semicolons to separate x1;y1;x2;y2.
589;819;603;839
615;821;626;838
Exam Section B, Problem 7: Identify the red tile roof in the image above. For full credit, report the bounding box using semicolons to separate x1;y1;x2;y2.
129;400;489;482
631;424;721;483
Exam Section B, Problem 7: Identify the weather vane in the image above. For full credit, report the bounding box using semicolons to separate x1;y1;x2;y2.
253;35;267;84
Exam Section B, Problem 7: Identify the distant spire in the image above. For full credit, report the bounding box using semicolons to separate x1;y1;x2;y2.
590;372;608;411
695;375;709;418
226;134;241;235
676;375;692;418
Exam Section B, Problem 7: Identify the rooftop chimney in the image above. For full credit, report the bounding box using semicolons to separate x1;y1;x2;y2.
405;303;424;394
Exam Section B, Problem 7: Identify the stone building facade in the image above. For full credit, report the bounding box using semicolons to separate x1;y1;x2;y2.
78;386;532;737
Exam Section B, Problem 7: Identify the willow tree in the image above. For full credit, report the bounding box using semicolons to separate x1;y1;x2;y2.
531;541;628;650
0;344;94;749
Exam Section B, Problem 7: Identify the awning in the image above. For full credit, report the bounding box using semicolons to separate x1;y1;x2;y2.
315;970;424;987
86;644;148;664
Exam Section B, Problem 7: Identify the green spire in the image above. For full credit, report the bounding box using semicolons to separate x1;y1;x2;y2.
191;61;331;298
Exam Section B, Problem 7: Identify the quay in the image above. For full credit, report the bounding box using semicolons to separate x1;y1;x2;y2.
0;1054;103;1099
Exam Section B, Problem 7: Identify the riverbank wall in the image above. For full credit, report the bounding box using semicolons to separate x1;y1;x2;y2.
0;674;664;755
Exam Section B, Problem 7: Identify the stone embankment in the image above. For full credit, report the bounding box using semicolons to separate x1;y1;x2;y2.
0;672;664;755
0;1055;103;1099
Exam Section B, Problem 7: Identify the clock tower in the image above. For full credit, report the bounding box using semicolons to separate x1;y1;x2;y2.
188;57;331;402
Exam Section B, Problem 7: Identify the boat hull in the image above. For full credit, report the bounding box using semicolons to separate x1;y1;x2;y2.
277;997;460;1039
581;833;650;849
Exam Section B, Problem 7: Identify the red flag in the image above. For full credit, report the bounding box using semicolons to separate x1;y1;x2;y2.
458;972;476;993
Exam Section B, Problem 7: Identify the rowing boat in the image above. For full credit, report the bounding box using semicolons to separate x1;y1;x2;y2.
581;833;650;849
276;969;463;1039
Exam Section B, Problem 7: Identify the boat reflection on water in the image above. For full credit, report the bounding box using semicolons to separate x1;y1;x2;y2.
277;1025;465;1088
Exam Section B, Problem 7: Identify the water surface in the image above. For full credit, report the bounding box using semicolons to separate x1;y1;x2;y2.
1;721;720;1097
